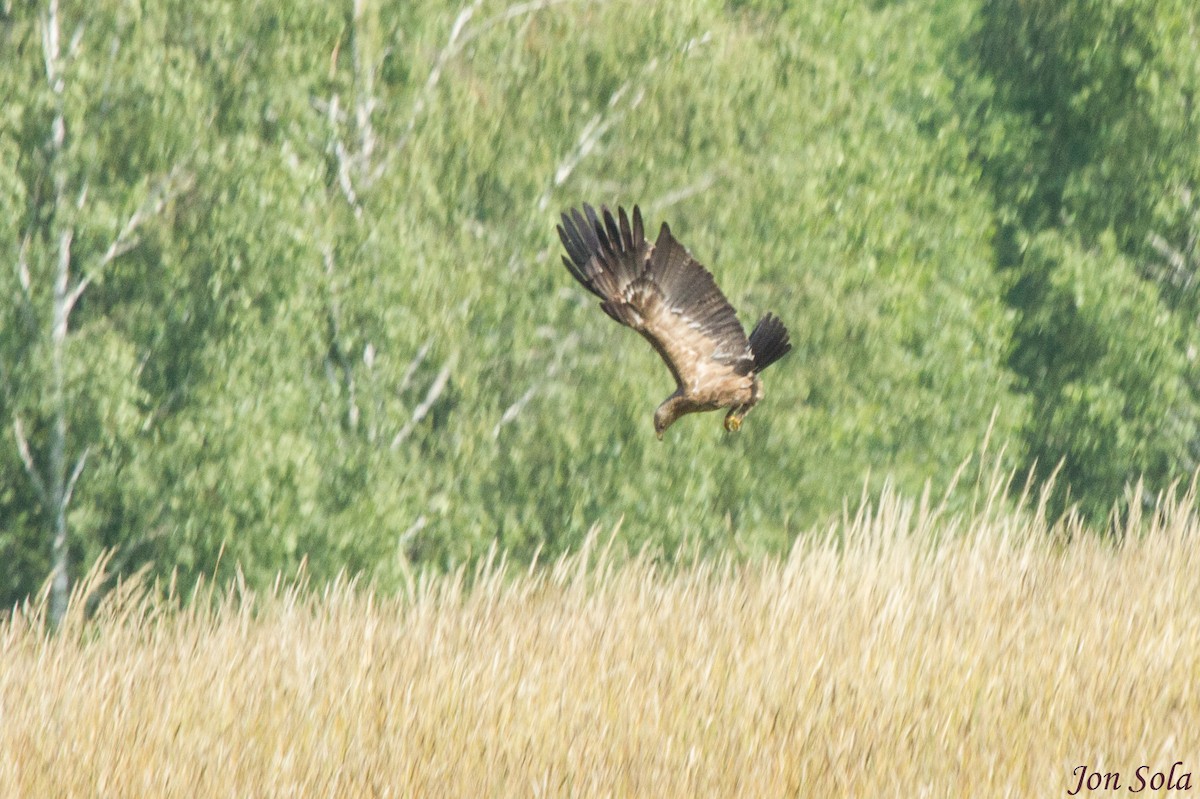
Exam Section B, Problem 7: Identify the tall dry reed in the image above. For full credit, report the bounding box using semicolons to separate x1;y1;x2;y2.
3;475;1198;797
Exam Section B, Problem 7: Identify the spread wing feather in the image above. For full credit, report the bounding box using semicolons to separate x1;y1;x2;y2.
558;204;754;391
748;312;793;372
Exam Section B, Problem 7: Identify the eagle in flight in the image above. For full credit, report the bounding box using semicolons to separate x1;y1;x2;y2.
558;204;792;439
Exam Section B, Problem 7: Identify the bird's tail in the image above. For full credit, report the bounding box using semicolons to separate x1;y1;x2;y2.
749;313;792;372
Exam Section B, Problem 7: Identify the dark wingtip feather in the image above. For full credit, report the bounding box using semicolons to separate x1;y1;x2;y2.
749;313;792;372
632;205;644;245
561;253;592;293
556;221;574;258
602;207;622;253
558;203;650;303
584;204;602;239
559;211;606;299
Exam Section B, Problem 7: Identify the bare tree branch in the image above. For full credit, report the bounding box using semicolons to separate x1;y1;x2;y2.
63;167;193;317
51;226;73;344
492;386;538;438
398;340;433;394
62;446;89;511
542;70;651;206
27;0;192;629
326;94;364;216
392;359;454;449
492;331;578;438
322;246;360;431
322;1;387;213
320;0;388;206
397;0;594;160
537;31;711;211
543;105;624;204
317;0;593;193
16;230;32;298
40;0;72;630
398;0;484;153
42;0;61;89
648;171;719;214
351;0;379;176
401;514;427;542
1145;184;1199;302
460;0;576;46
12;416;48;504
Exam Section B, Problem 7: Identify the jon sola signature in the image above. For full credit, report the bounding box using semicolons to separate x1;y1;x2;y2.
1069;763;1192;795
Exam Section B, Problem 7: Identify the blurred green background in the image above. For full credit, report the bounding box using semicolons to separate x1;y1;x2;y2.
2;0;1197;607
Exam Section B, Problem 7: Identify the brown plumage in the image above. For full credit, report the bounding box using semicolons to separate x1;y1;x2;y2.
558;203;792;439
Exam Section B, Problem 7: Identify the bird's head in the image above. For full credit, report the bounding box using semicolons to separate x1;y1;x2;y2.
653;405;675;441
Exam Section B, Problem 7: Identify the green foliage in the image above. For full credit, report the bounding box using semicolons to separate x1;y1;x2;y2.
968;0;1200;243
0;0;1196;605
962;0;1200;517
1010;230;1195;518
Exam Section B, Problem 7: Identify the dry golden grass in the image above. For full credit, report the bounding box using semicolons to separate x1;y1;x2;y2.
4;476;1200;797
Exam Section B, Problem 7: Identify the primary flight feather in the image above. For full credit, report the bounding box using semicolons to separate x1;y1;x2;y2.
557;203;791;439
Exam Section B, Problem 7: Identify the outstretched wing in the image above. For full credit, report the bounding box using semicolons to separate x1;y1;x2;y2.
558;204;753;392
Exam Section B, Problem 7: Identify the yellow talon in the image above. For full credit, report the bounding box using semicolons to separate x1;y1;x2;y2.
725;416;741;432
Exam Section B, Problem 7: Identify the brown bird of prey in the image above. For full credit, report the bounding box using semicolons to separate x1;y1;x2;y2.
558;203;792;439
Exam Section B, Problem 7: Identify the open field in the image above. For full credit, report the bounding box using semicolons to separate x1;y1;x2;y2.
4;477;1199;797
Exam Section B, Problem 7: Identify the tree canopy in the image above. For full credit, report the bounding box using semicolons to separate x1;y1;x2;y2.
2;0;1197;609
